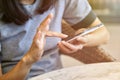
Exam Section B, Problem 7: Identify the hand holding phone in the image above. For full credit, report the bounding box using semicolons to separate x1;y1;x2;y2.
67;23;104;42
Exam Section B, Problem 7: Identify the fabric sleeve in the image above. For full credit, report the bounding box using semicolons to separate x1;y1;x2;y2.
63;0;96;30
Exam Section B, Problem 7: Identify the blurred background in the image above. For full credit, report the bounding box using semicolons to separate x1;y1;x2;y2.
62;0;120;67
88;0;120;22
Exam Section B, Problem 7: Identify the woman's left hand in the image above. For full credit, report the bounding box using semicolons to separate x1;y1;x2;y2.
58;36;88;54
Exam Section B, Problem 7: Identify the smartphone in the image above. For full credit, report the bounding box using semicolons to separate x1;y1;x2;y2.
67;23;103;42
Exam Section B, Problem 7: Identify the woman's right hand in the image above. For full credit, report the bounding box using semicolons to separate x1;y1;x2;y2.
23;14;53;65
23;14;68;65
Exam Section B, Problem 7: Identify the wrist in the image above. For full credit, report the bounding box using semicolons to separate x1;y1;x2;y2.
21;55;34;66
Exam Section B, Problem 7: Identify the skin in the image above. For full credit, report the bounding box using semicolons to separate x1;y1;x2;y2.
0;14;68;80
58;18;110;54
0;0;110;80
0;13;109;80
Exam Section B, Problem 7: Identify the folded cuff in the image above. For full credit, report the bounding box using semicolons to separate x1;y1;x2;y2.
71;11;96;30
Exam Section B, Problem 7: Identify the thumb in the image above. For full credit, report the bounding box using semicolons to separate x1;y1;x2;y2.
75;28;86;35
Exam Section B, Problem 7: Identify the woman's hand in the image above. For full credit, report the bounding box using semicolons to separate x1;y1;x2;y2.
58;28;88;54
23;14;68;65
58;35;87;54
58;18;110;54
23;14;53;64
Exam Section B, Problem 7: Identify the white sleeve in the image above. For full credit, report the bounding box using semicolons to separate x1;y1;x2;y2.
63;0;96;29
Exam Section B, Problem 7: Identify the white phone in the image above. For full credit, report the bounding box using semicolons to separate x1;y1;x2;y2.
67;23;103;42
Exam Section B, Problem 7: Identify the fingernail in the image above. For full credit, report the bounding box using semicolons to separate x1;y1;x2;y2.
63;34;68;37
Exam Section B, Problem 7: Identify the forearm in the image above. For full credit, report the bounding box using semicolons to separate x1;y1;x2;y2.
75;18;110;47
0;13;53;80
83;26;110;47
0;56;33;80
